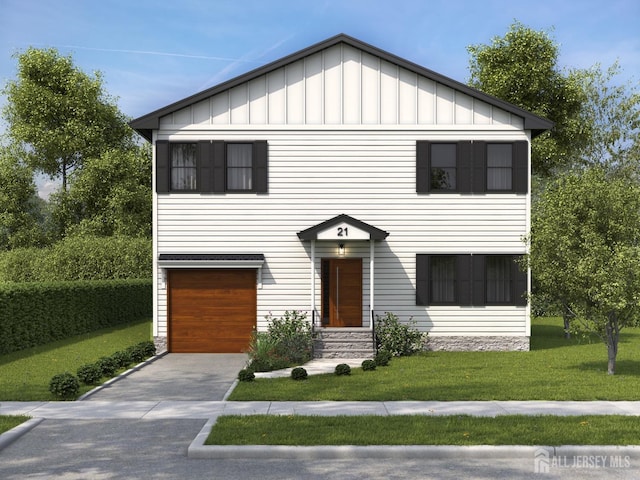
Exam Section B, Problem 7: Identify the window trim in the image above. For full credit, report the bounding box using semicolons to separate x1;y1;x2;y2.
156;140;268;194
416;140;528;194
416;254;527;307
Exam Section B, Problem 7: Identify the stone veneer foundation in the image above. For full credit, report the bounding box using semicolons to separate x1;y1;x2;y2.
154;336;168;354
425;336;530;352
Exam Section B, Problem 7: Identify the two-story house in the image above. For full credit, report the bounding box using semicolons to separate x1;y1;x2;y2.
131;34;552;355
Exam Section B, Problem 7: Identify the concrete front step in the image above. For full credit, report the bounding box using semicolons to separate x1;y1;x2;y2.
313;328;375;359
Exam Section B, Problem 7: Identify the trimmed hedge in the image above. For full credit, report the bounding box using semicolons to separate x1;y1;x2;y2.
0;279;152;355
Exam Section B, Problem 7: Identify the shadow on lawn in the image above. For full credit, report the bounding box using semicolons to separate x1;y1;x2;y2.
574;360;640;376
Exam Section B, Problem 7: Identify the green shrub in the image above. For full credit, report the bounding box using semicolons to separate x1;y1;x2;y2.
0;236;151;283
291;367;308;380
126;344;147;364
110;350;132;369
76;363;102;385
361;359;377;371
247;311;313;372
49;372;80;399
374;350;392;367
96;356;117;377
238;369;255;382
374;312;426;357
335;363;351;376
0;279;152;355
138;340;156;357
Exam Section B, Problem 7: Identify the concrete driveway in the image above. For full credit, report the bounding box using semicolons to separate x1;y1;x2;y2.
83;353;249;402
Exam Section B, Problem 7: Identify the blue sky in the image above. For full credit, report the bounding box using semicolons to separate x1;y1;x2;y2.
0;0;639;195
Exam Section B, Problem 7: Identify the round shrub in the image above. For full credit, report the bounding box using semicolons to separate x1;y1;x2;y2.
76;363;102;385
361;359;377;371
126;344;146;363
334;363;351;376
138;340;156;357
374;350;392;367
238;369;255;382
49;372;80;399
291;367;308;380
110;350;132;369
96;356;117;377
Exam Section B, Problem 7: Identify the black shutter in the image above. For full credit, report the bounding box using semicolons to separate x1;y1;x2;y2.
416;141;430;193
198;141;213;193
472;141;486;193
513;141;528;194
253;140;268;193
156;140;170;193
212;140;225;193
457;141;472;193
457;255;472;306
416;254;429;306
472;254;486;306
513;255;528;306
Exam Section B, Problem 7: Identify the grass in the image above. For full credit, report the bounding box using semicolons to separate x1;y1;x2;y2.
0;320;152;401
0;416;30;435
206;414;640;446
230;317;640;401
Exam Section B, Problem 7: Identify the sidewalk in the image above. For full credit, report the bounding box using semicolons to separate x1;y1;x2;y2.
4;399;640;419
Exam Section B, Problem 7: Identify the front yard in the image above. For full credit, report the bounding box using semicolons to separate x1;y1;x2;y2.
230;317;640;401
0;320;152;401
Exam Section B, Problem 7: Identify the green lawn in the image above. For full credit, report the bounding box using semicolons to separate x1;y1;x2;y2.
230;317;640;401
0;320;152;401
0;416;30;435
206;414;640;446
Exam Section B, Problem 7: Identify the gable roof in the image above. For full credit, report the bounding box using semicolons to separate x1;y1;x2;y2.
297;214;389;241
130;33;553;141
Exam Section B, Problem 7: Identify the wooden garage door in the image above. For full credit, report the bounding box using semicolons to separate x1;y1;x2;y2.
168;269;256;353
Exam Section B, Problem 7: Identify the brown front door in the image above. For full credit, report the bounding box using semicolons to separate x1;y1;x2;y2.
168;269;256;353
322;258;362;327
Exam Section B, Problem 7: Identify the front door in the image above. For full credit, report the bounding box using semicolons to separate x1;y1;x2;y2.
322;258;362;327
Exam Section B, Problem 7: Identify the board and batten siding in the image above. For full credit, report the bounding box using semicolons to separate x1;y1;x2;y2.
154;128;530;339
158;44;523;129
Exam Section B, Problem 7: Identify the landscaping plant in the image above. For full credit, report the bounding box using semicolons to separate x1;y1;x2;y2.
247;310;312;372
49;372;80;399
291;367;308;380
334;363;351;376
375;312;426;357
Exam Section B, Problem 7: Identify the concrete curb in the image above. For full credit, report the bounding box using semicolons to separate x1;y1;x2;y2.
187;417;640;460
78;351;169;401
0;418;44;452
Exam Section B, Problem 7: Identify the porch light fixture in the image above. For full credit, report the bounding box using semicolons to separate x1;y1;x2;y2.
338;243;345;256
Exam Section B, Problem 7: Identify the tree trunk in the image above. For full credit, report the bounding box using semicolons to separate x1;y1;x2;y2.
606;312;620;375
563;314;571;340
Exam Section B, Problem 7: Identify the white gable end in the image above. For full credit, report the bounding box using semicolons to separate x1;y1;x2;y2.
159;43;523;129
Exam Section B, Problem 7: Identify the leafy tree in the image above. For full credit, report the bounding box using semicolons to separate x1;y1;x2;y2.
0;145;46;249
467;21;591;176
528;167;640;374
575;62;640;173
2;47;134;191
52;145;152;238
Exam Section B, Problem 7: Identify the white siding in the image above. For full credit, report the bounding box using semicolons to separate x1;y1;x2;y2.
158;43;523;130
155;129;530;336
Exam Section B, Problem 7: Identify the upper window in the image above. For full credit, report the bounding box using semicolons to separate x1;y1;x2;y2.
226;143;253;191
170;143;197;191
486;144;513;191
156;140;268;194
430;144;457;191
417;140;527;194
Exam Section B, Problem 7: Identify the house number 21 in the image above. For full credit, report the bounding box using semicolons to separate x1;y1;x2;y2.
337;227;348;237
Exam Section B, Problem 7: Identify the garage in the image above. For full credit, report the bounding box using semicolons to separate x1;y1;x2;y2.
168;269;257;353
